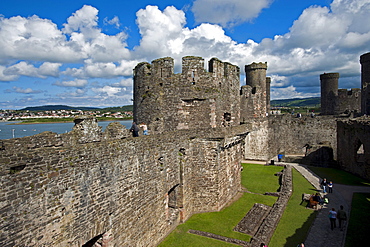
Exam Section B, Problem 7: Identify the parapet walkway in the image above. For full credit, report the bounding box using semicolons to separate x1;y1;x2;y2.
281;162;370;247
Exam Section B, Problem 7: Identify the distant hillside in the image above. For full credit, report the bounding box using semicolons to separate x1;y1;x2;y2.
270;97;320;108
99;105;133;112
20;105;133;112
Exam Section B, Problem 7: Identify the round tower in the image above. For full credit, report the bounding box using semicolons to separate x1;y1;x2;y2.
244;62;268;117
245;62;268;88
360;52;370;115
320;73;339;115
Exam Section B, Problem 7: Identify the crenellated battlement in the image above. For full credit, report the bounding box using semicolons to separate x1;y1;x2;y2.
133;56;242;133
320;72;361;115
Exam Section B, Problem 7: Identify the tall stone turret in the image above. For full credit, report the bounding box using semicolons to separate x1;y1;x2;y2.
133;57;174;133
360;52;370;115
240;62;268;120
320;73;339;115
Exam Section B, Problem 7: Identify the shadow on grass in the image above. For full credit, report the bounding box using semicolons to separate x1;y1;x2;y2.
345;193;370;247
308;166;370;186
284;212;317;247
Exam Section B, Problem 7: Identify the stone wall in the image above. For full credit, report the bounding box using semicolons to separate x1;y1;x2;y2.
242;115;338;161
267;115;338;159
337;88;361;115
0;121;246;247
337;117;370;180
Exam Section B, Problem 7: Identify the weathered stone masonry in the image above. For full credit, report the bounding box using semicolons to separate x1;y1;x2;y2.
0;118;246;247
133;56;241;134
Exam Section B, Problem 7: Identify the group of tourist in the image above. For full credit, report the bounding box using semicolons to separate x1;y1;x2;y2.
321;178;348;231
321;178;333;193
328;205;347;231
130;122;148;137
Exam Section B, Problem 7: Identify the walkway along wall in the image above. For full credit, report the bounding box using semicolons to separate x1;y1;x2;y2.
0;121;247;247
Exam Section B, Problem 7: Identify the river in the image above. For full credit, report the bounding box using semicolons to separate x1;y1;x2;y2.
0;120;133;140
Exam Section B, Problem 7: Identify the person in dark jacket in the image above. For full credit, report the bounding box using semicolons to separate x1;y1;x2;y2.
130;122;140;137
321;178;327;193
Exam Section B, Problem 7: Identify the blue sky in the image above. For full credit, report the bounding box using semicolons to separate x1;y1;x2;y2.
0;0;369;109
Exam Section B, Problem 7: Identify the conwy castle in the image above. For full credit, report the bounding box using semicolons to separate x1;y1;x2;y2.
0;52;370;246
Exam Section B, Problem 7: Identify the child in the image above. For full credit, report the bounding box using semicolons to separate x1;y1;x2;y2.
328;181;333;193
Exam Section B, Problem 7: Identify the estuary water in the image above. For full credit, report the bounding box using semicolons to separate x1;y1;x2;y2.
0;120;132;140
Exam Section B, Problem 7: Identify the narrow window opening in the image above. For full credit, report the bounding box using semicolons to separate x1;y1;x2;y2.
252;87;257;94
356;141;365;162
357;144;364;154
168;184;180;209
224;112;231;122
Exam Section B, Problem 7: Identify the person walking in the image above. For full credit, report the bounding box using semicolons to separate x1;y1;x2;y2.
337;205;347;231
328;208;337;230
328;181;333;193
321;178;328;193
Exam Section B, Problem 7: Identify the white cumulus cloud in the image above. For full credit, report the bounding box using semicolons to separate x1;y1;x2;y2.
192;0;273;27
54;79;88;88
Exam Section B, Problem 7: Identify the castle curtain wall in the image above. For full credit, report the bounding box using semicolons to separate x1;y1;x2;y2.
0;127;245;246
267;116;338;160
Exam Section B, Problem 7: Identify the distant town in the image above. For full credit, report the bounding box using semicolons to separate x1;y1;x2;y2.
0;107;133;122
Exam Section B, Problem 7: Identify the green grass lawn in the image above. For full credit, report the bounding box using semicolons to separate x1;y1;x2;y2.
269;168;317;246
308;166;370;186
159;164;370;247
241;163;283;194
345;193;370;247
159;163;280;247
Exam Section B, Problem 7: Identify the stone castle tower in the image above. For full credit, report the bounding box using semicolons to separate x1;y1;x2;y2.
240;62;269;121
134;57;271;134
361;52;370;115
133;57;271;134
320;72;361;115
